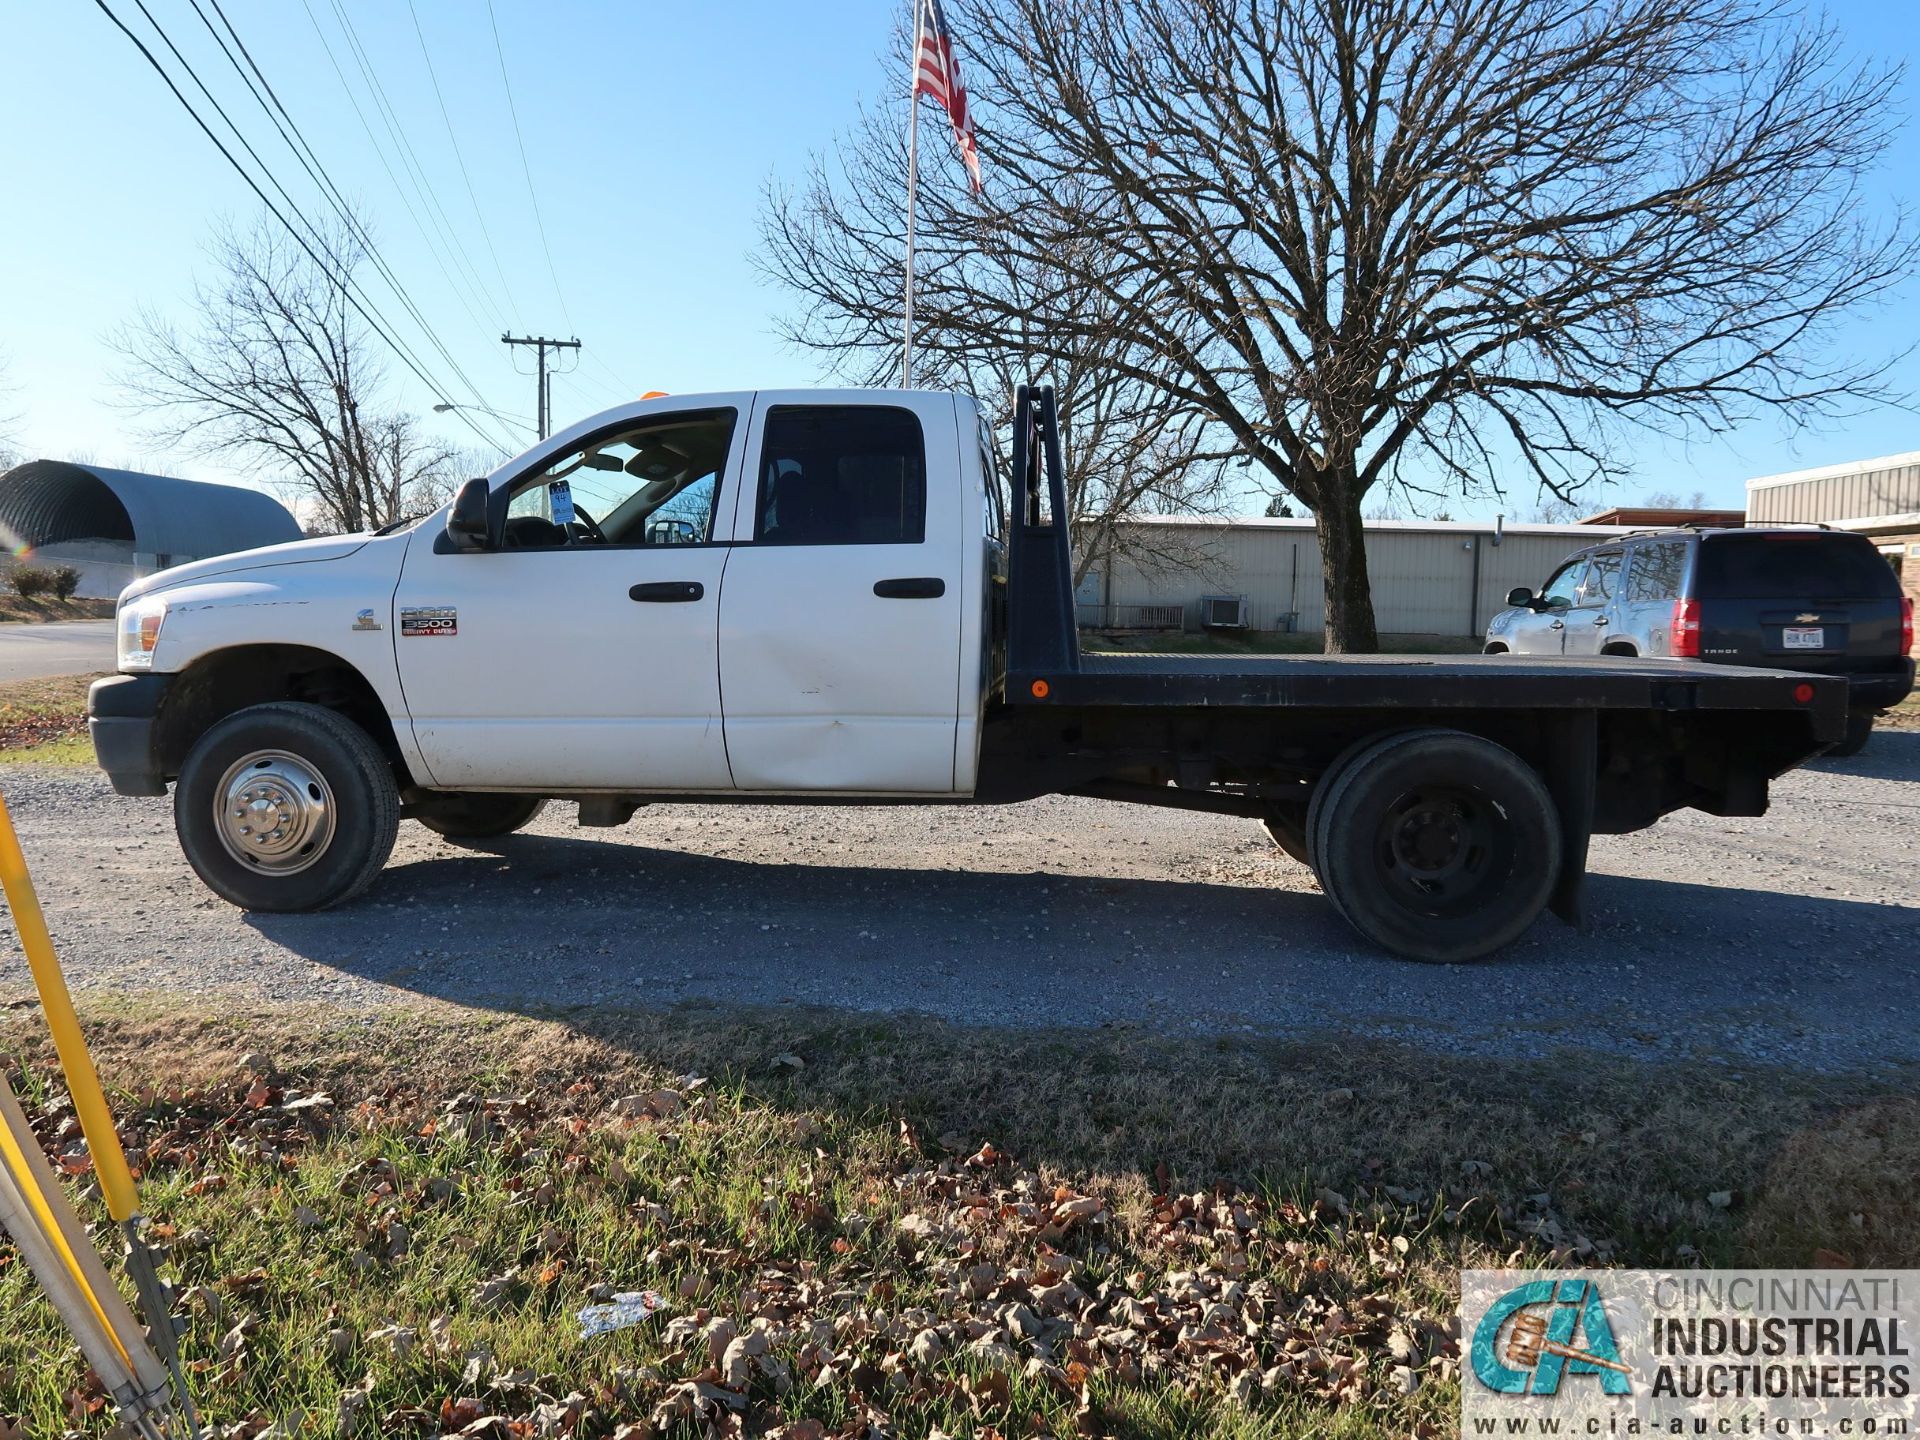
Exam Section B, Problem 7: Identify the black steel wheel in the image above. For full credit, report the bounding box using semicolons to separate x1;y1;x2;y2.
413;793;547;839
1310;729;1560;963
175;702;399;912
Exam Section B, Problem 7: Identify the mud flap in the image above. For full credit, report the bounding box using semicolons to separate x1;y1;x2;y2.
1543;710;1597;931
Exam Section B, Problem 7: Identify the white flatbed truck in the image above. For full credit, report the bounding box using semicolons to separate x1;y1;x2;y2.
87;386;1845;962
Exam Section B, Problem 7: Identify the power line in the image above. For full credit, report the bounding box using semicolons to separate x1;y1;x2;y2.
88;0;514;457
295;0;507;347
485;0;573;330
406;0;522;326
320;0;513;335
173;0;519;454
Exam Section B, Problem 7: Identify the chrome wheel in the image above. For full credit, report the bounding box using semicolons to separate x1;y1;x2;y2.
213;749;336;874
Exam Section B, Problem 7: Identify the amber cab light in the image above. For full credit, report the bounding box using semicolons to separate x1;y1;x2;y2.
1670;598;1702;658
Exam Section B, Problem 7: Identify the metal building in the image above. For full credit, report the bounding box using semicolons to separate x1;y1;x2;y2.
1083;516;1628;639
0;459;302;598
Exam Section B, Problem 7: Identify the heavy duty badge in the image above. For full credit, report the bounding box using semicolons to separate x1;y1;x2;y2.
400;607;458;638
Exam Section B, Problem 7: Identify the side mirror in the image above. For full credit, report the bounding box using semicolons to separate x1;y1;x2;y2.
445;477;491;552
1505;586;1534;609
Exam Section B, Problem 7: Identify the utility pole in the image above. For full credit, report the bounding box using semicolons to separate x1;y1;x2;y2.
500;333;580;439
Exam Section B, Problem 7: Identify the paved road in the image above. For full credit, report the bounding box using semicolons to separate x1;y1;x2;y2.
0;620;114;682
0;735;1915;1075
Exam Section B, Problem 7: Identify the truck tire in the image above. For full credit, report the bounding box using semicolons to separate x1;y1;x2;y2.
413;793;546;839
175;702;399;913
1828;712;1874;758
1310;729;1560;963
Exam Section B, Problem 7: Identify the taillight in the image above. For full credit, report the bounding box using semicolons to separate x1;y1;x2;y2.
1671;598;1701;658
1903;597;1914;656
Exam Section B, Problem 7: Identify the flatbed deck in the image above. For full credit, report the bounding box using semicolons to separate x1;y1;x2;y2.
1011;651;1848;739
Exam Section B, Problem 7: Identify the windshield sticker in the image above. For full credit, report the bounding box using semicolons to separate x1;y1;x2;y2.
549;479;576;527
400;606;457;638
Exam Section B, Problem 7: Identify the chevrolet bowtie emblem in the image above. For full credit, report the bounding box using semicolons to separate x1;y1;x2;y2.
1795;613;1819;623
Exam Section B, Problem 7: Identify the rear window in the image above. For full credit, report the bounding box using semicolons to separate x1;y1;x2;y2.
1694;533;1900;600
754;405;926;545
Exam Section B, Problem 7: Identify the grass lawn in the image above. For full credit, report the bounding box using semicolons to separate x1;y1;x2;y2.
0;999;1912;1439
0;596;115;624
0;672;106;764
1081;631;1481;657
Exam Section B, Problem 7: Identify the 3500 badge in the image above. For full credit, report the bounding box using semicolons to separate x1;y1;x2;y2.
400;607;458;638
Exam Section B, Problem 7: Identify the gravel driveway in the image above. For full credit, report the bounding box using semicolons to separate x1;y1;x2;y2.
1;736;1915;1074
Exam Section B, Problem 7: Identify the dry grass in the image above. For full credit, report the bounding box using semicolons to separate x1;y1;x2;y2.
0;997;1912;1439
0;671;104;763
0;596;114;624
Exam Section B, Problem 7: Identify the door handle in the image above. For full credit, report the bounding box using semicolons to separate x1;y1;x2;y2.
1592;615;1608;626
873;577;946;599
629;581;704;602
1549;619;1565;630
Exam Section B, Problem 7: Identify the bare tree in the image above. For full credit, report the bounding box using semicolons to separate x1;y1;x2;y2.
761;104;1236;589
1642;488;1713;510
903;0;1914;650
115;213;462;533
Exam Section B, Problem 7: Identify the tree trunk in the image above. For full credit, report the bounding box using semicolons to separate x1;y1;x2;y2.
1315;487;1379;654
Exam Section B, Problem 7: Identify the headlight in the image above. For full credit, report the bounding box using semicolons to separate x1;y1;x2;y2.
117;596;168;670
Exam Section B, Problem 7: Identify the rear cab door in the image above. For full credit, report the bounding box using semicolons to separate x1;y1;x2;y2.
716;390;968;793
1693;530;1907;673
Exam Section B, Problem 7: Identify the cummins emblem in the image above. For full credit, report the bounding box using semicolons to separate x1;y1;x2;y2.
400;607;458;638
352;608;382;631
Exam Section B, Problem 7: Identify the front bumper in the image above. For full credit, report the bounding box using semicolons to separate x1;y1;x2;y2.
86;673;174;796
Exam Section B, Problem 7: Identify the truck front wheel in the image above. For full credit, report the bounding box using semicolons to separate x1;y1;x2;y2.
1310;729;1560;963
412;793;546;839
175;702;399;912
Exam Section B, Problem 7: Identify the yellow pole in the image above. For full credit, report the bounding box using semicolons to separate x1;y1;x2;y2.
0;790;140;1223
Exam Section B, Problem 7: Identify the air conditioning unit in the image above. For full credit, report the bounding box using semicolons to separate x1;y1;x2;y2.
1200;594;1249;629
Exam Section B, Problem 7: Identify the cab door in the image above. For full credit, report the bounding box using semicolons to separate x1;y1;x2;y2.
1506;557;1588;654
716;392;965;793
393;400;748;791
1562;548;1624;656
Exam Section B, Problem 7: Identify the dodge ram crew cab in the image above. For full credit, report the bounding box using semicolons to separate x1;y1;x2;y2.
87;386;1847;963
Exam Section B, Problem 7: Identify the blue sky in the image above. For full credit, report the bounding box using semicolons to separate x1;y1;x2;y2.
1;0;1917;521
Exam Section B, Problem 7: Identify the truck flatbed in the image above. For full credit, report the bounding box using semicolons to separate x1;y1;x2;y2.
1013;650;1846;730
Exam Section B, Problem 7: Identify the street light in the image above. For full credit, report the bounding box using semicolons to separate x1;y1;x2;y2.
432;401;533;426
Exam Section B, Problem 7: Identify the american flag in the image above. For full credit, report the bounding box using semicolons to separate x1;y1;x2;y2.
912;0;982;192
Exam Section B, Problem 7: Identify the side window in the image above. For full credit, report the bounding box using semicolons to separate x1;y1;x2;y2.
1576;550;1623;607
1626;541;1686;602
499;408;736;549
754;406;926;546
1540;559;1587;608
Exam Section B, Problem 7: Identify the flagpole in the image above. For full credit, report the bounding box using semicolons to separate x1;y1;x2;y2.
903;0;922;389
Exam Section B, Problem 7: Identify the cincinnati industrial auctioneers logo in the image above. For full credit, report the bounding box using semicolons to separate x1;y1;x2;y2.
1471;1276;1634;1398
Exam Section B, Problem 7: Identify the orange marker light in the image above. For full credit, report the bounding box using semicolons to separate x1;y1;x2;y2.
640;390;670;400
1031;679;1050;699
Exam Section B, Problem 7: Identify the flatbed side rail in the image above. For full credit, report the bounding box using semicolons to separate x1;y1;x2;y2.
1005;384;1081;677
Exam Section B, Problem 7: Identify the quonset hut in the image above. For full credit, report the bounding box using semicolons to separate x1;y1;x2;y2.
0;459;301;598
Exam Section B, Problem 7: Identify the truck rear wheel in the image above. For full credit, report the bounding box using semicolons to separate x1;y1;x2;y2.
175;702;399;913
1310;729;1560;963
412;793;546;839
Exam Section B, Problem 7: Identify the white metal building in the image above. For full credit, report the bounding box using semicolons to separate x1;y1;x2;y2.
1083;515;1629;638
